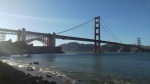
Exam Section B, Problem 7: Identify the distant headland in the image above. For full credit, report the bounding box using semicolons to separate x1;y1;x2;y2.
58;42;150;52
0;40;150;56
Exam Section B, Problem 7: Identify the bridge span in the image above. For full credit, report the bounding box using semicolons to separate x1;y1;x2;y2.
0;27;141;50
56;35;141;48
0;16;143;52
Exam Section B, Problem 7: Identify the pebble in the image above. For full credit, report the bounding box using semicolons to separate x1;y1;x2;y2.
27;67;34;71
46;74;52;78
33;62;39;64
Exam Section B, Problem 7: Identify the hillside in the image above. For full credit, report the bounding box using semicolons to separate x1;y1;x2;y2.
58;42;94;52
58;42;150;52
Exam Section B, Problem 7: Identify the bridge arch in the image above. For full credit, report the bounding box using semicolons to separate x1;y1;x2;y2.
26;38;47;46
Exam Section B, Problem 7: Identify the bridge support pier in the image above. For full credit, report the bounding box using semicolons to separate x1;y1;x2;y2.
46;33;55;47
17;28;26;42
21;28;26;41
94;16;101;52
17;29;21;41
52;32;56;47
47;37;52;46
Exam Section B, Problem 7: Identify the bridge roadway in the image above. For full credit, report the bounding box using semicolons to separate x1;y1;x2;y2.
0;28;140;48
0;28;49;36
56;35;140;48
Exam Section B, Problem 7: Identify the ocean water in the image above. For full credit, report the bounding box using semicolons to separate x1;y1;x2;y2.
1;52;150;84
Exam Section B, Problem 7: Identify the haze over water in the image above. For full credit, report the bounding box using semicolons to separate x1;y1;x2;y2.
2;52;150;84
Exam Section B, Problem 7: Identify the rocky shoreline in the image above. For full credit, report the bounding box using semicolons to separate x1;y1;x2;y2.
0;61;57;84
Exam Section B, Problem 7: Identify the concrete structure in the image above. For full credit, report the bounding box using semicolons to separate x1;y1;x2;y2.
17;29;21;41
17;28;26;42
52;32;56;46
21;28;26;41
15;28;56;47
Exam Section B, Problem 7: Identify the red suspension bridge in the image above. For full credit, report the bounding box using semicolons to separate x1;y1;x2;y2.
0;16;142;52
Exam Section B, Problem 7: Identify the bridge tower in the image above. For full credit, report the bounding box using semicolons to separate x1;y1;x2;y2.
94;16;100;52
17;28;26;41
46;32;56;47
137;38;141;46
21;28;26;41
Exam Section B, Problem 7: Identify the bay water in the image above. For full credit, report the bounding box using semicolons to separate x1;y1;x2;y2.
1;52;150;84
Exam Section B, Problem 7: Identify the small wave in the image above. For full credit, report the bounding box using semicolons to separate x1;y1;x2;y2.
2;58;29;69
38;68;75;83
18;64;27;68
2;57;14;64
49;66;56;68
2;59;19;66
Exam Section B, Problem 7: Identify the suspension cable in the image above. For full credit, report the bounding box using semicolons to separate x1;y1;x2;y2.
100;18;124;43
56;18;94;34
101;24;121;42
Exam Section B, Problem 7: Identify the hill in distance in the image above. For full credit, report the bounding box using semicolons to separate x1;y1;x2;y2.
58;42;150;52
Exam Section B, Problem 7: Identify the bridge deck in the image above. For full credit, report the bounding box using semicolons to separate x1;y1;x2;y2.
56;35;141;48
0;28;141;48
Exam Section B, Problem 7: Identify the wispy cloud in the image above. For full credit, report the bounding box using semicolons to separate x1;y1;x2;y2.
0;12;66;23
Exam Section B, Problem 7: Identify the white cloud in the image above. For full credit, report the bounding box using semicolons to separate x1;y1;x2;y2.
0;12;67;23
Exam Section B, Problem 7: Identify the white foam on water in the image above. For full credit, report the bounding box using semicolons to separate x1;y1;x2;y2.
1;57;31;69
49;66;56;68
38;67;75;84
1;56;75;84
31;65;37;70
18;65;25;68
2;57;16;66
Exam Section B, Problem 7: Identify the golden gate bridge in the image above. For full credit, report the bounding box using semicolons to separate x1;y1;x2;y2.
0;16;142;52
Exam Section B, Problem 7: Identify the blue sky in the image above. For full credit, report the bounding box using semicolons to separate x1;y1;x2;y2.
0;0;150;46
